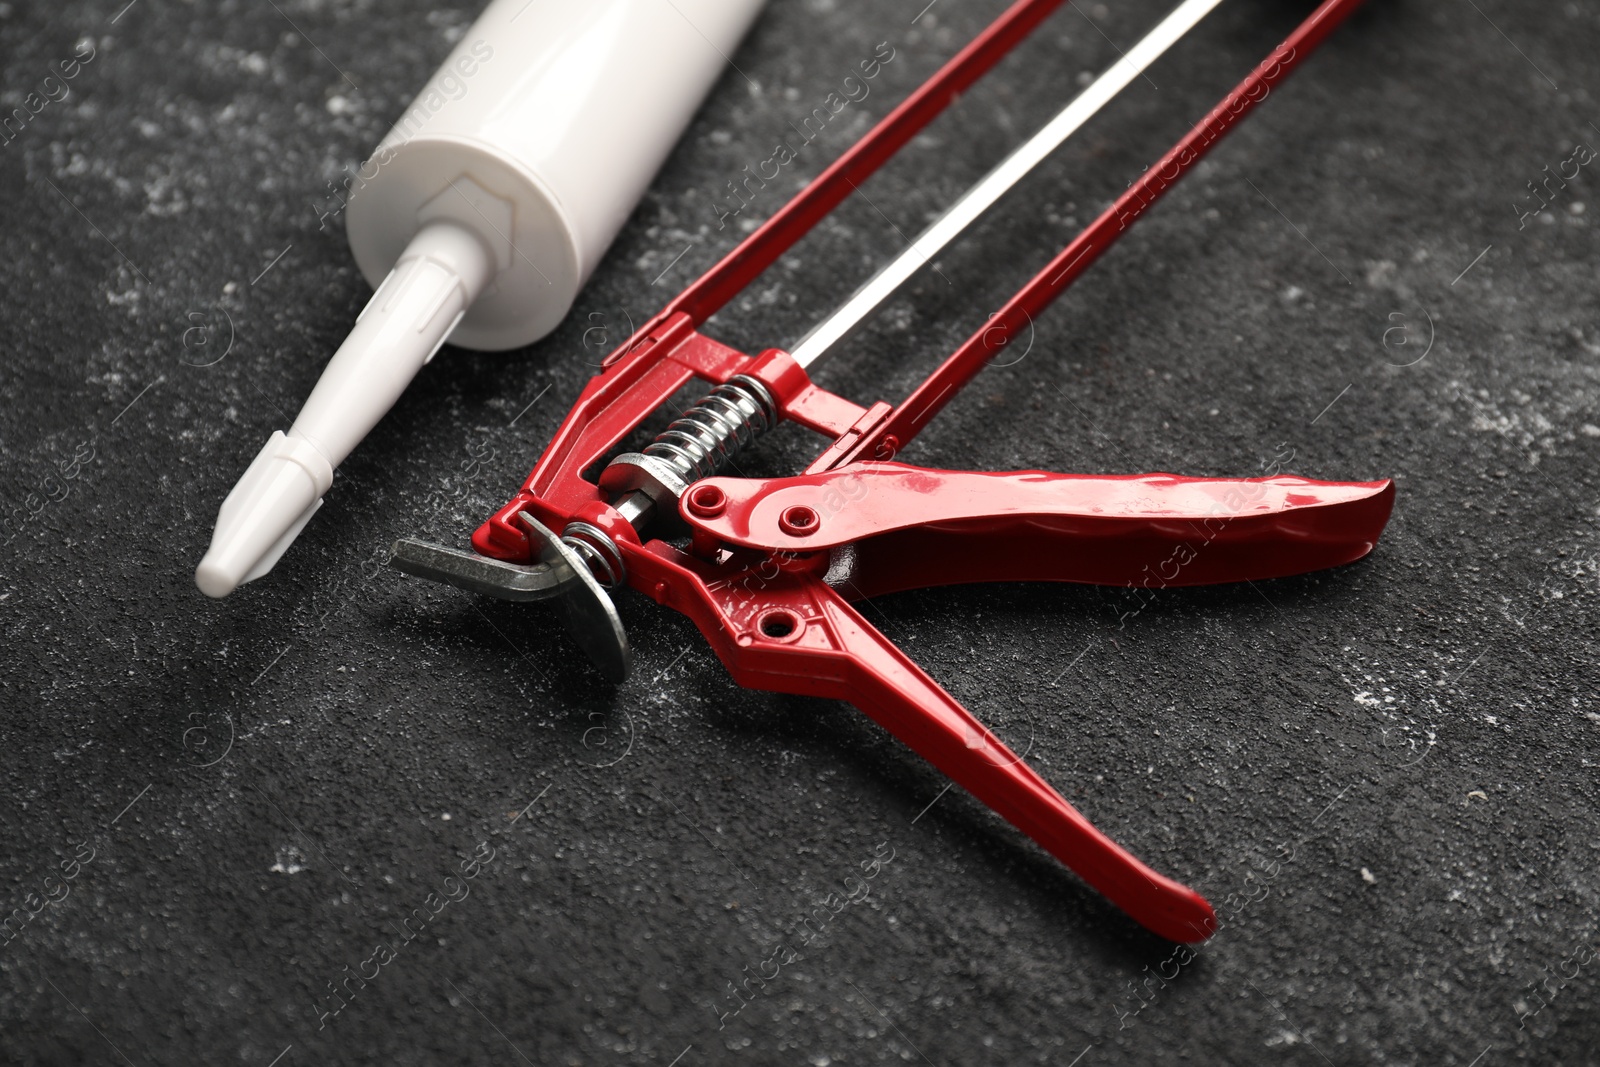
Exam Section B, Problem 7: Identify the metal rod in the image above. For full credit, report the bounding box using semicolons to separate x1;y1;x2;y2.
788;0;1227;370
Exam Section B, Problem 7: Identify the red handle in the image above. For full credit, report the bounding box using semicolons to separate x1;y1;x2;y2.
630;544;1217;943
683;463;1394;598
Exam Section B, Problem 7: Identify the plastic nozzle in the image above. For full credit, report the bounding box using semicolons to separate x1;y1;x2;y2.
196;220;496;598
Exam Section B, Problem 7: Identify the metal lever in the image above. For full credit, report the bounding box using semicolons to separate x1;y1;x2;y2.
390;538;566;601
390;516;631;683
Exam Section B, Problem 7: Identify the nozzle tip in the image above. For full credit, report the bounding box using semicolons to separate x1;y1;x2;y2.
196;431;332;598
194;558;242;599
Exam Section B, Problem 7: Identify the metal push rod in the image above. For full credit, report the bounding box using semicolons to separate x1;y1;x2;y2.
789;0;1228;369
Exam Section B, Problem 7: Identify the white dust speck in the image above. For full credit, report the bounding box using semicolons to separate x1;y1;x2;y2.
1364;259;1397;288
270;845;307;875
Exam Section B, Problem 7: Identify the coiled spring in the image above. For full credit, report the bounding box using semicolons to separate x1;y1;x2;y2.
644;376;777;485
574;376;778;591
561;522;626;590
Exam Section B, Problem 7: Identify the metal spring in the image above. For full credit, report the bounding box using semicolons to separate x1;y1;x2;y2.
561;522;625;590
644;376;777;485
567;377;776;591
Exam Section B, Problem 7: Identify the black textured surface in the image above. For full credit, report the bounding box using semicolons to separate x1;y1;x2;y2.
3;0;1599;1063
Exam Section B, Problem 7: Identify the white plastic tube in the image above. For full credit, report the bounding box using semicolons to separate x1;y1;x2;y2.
197;0;766;598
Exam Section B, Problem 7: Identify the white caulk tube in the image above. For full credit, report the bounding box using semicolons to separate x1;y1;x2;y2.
197;0;766;598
